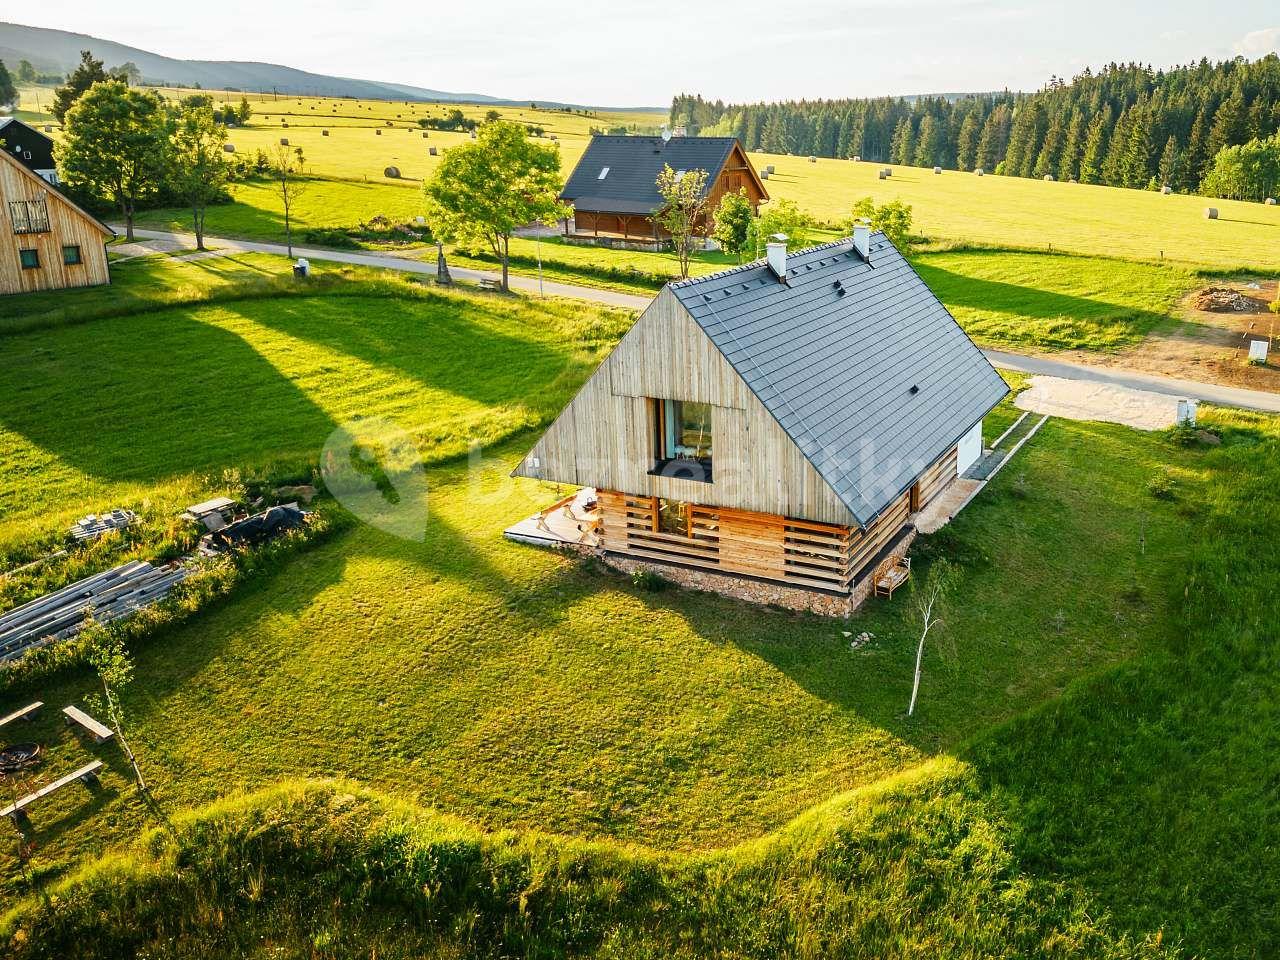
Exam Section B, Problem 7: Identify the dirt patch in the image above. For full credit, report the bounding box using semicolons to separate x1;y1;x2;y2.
1189;286;1269;313
1048;278;1280;394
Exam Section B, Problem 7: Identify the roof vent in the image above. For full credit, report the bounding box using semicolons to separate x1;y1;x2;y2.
833;280;846;296
766;233;788;282
909;384;920;395
852;219;871;260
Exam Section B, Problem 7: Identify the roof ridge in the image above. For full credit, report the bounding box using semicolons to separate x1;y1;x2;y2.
669;236;863;289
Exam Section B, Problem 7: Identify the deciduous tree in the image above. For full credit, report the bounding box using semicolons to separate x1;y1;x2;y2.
712;188;753;262
0;60;16;109
907;559;957;717
747;198;812;260
267;142;307;257
58;81;169;241
423;121;568;291
847;196;913;249
654;165;710;279
171;103;230;250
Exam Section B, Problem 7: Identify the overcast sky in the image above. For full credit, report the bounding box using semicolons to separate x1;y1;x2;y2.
15;1;1280;106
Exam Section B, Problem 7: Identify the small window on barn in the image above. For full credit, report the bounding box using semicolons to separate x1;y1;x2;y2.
651;399;713;482
62;245;82;265
597;166;610;179
18;248;40;270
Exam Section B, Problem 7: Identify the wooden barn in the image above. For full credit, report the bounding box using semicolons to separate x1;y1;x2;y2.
509;228;1009;615
0;144;113;297
559;135;767;249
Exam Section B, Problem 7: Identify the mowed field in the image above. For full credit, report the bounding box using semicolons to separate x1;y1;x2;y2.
18;84;1280;271
2;253;1278;958
0;254;1195;883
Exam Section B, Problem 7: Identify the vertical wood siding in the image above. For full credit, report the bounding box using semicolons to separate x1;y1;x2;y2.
0;156;110;296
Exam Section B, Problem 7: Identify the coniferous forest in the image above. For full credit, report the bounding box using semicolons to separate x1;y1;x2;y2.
672;56;1280;199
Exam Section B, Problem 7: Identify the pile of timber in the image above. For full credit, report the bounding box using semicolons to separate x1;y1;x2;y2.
68;509;136;543
0;561;188;663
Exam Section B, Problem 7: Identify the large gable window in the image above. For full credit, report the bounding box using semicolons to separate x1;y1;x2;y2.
652;398;713;482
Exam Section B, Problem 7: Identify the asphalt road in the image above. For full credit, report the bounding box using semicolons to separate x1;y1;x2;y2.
119;227;1280;414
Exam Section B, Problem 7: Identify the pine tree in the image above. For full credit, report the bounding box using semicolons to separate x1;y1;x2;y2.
1102;105;1132;185
1120;103;1155;188
913;114;941;167
1033;114;1066;178
1185;105;1211;186
1058;110;1087;181
956;111;981;171
1157;135;1182;189
890;116;914;166
1207;87;1247;158
975;104;1010;171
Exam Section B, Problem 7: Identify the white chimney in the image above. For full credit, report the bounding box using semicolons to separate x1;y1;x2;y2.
766;233;788;281
852;220;871;260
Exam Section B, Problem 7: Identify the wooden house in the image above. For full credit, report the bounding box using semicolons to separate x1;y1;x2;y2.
559;135;768;249
511;229;1009;614
0;143;113;296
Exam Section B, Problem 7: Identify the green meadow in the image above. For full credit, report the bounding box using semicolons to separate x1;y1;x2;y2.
0;251;1277;958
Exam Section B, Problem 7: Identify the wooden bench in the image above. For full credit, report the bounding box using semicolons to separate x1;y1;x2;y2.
0;701;42;728
0;760;104;824
478;277;503;292
874;556;912;598
63;704;114;744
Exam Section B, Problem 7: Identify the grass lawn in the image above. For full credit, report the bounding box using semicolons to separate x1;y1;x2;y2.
0;258;1200;897
914;250;1199;350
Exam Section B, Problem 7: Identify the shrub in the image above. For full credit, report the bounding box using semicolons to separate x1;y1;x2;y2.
630;569;670;592
1147;470;1177;500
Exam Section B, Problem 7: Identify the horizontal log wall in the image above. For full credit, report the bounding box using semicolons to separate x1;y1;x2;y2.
597;489;911;595
916;445;959;508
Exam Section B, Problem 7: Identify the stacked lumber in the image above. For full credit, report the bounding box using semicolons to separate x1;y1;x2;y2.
68;509;136;543
0;561;188;662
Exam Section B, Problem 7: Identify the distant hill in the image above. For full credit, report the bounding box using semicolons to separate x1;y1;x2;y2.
0;21;658;109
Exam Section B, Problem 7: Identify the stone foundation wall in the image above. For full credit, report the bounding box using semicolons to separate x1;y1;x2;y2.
599;525;917;618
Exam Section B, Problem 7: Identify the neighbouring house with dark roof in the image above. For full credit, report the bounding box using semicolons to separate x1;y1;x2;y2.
508;228;1009;615
559;135;768;250
0;139;113;296
0;118;59;185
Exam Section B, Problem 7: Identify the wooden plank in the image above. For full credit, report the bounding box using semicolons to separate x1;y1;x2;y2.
63;705;114;743
0;760;104;819
0;701;42;727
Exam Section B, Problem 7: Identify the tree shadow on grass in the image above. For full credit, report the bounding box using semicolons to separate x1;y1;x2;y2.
222;292;593;416
914;261;1170;347
0;306;341;489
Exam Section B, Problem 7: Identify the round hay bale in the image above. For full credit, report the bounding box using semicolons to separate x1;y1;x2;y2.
428;146;438;156
43;125;53;133
422;131;429;139
766;164;775;174
1204;207;1219;219
760;170;770;180
883;168;892;177
376;129;382;136
975;168;984;176
808;155;817;162
933;166;942;174
1161;185;1172;195
852;155;861;162
322;129;329;136
1266;197;1277;205
384;166;401;179
223;143;236;153
878;170;887;180
1043;174;1054;181
279;138;289;146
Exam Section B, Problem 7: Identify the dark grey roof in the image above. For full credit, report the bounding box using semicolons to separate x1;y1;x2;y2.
561;135;739;211
671;234;1009;527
